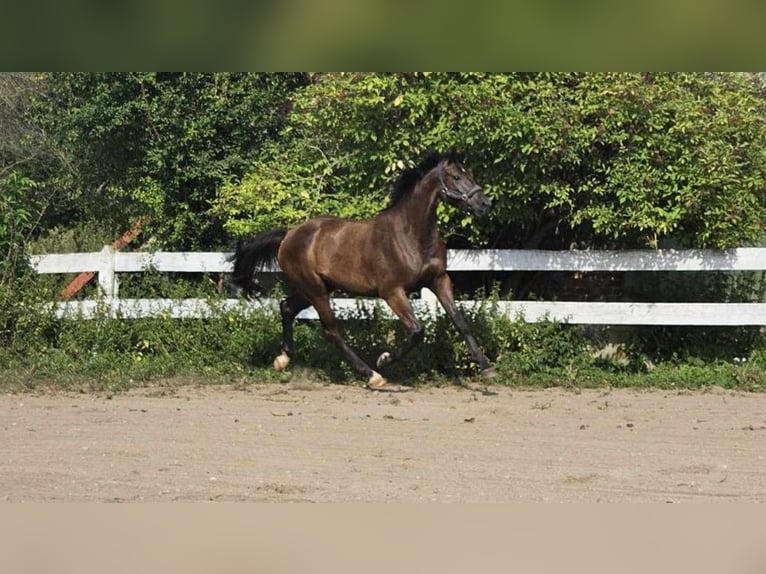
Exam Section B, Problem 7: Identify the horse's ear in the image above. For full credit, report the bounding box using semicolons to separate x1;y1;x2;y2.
447;148;463;165
420;150;443;172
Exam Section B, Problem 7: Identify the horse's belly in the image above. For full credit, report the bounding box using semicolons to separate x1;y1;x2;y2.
317;254;378;295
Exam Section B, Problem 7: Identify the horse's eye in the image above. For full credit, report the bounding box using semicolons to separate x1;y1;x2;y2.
453;174;461;181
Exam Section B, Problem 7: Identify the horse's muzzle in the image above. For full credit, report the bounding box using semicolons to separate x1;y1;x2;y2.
468;188;492;217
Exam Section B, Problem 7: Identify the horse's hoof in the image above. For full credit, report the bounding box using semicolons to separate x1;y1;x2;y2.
273;352;290;372
376;352;392;369
367;371;387;389
480;366;498;378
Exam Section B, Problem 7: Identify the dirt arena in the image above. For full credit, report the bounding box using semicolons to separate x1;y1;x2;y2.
2;381;765;502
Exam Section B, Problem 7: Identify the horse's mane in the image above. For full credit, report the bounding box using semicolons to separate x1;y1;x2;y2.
387;150;462;209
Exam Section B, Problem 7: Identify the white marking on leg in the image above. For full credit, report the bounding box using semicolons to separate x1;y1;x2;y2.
273;352;290;372
367;371;387;389
376;351;392;368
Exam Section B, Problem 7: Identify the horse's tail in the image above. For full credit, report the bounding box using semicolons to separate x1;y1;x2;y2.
228;228;288;296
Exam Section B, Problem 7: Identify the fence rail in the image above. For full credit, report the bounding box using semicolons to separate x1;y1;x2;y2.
29;246;766;326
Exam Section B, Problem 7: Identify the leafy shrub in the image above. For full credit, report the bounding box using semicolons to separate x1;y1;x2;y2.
217;73;766;252
32;72;309;248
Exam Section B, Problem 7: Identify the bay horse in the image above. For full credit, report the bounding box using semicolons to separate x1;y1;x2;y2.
229;151;495;388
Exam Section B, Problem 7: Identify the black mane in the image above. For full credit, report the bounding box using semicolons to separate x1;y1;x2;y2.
387;150;462;208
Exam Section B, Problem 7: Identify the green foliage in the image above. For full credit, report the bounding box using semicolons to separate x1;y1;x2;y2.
0;171;55;349
217;73;766;250
14;72;766;252
32;72;308;247
0;171;35;284
214;150;319;236
564;73;766;248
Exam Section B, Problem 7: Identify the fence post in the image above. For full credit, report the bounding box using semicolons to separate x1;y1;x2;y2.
98;245;118;302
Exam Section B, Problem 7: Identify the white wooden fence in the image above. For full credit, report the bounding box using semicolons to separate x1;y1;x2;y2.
29;246;766;326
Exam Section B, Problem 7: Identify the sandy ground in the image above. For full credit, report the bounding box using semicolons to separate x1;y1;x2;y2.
2;381;766;502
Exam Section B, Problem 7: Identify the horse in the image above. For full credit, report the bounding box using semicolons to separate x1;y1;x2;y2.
229;150;495;388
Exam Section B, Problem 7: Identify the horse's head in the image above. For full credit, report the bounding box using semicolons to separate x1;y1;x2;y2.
437;158;492;218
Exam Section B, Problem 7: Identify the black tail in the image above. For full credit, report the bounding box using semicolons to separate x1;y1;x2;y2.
228;228;288;296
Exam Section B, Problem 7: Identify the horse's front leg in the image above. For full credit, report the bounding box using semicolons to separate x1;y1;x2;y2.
430;273;496;377
377;287;424;369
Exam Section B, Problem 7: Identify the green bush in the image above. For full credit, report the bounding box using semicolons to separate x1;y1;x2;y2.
216;73;766;252
32;73;309;248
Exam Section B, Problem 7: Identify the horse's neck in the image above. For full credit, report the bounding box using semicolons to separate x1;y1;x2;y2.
393;177;441;251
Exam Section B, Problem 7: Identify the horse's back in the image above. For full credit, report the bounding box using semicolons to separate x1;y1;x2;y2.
277;215;379;294
282;215;372;255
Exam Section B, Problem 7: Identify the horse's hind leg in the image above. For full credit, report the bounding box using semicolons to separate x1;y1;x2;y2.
310;295;386;388
273;293;310;371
